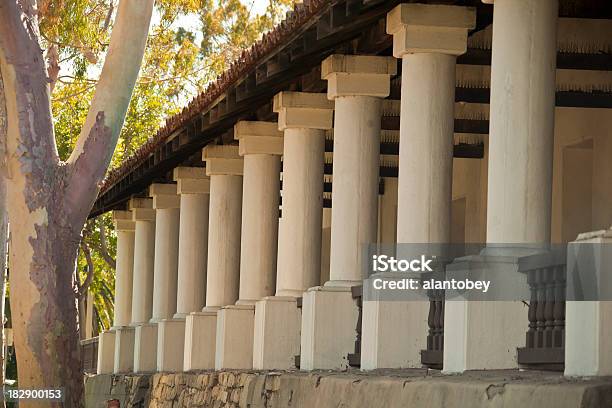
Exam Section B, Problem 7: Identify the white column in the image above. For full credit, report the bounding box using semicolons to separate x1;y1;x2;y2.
236;121;283;303
130;198;156;326
320;207;332;285
155;168;210;373
85;291;94;339
275;93;332;296
130;198;157;373
216;121;283;370
112;211;135;328
174;167;210;317
300;54;396;370
485;0;557;244
98;211;134;374
253;92;334;370
184;145;243;371
150;184;181;322
444;0;558;373
361;3;475;370
147;184;181;372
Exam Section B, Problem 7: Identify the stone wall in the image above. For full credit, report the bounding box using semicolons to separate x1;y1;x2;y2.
85;371;281;408
85;370;612;408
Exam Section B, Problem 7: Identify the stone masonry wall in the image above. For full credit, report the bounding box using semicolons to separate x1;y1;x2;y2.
85;370;612;408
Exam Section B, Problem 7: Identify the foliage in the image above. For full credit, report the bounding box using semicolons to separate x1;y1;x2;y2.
41;0;295;334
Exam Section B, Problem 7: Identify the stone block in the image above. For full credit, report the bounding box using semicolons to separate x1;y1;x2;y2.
114;326;136;373
361;300;428;369
157;318;186;372
184;311;218;371
97;330;116;374
253;296;301;370
299;286;359;370
134;323;158;373
215;305;255;370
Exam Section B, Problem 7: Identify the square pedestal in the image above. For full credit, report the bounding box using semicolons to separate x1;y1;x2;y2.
300;286;359;370
565;232;612;376
361;300;428;369
442;251;534;373
134;323;158;373
215;305;255;370
253;296;301;370
184;311;217;371
97;330;116;374
113;326;135;373
157;318;186;372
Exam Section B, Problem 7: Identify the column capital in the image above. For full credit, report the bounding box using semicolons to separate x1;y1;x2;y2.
234;121;283;156
173;167;210;194
112;210;135;231
386;4;476;57
321;54;396;99
129;198;156;221
149;183;180;209
128;197;152;209
202;145;244;176
273;92;334;131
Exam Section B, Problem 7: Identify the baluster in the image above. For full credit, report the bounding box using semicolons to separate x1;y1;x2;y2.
433;297;442;351
426;293;436;351
526;269;538;349
438;292;445;353
535;268;547;348
544;267;555;348
553;265;566;349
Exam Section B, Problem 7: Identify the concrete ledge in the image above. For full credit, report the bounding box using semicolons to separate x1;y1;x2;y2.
85;369;612;408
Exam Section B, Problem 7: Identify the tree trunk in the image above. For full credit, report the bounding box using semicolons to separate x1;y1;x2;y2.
0;57;8;408
0;2;154;406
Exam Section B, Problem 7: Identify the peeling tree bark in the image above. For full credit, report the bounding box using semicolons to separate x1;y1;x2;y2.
0;1;154;406
0;60;8;408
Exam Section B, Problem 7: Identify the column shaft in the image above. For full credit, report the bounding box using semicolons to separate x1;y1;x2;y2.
151;207;180;321
206;175;242;307
398;53;455;243
239;154;281;302
114;229;135;327
276;128;325;295
329;96;381;285
486;0;558;244
131;219;155;324
176;193;210;316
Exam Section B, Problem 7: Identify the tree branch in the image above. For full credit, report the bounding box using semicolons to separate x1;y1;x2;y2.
0;70;7;177
66;0;155;172
45;45;60;93
0;1;60;167
96;220;116;269
78;242;95;298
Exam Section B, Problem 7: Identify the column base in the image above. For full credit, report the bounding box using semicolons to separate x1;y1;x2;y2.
215;304;255;370
134;323;158;373
443;251;531;373
253;296;301;370
565;232;612;376
565;301;612;376
157;318;186;372
113;326;135;373
184;310;218;371
300;286;358;370
97;330;116;374
361;300;428;370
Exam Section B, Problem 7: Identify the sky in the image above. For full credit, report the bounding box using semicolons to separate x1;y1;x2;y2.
171;0;272;31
